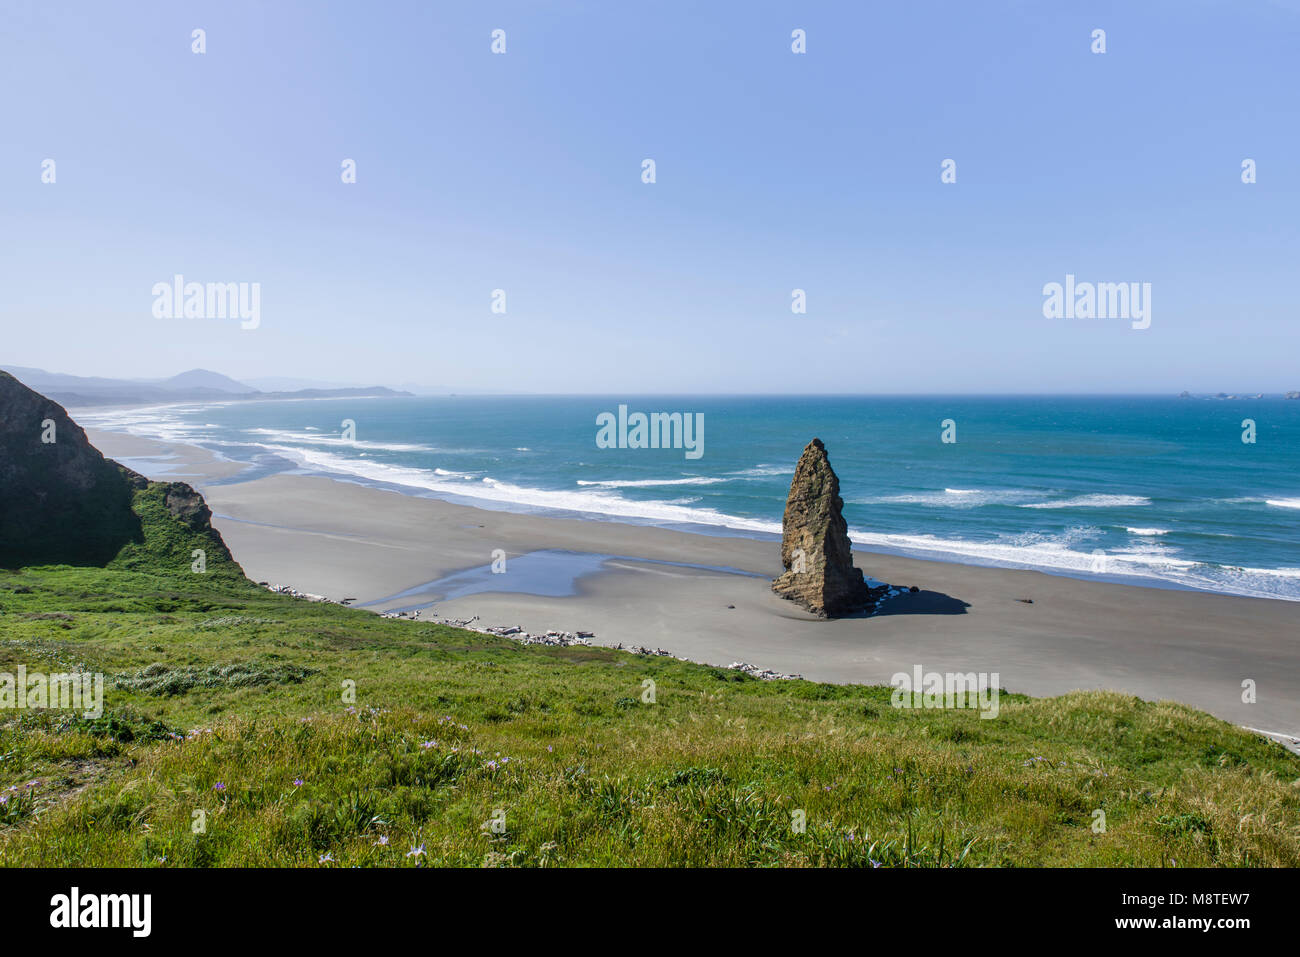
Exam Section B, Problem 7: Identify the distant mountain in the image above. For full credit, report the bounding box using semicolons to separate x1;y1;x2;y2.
0;366;412;408
4;366;157;395
158;369;256;394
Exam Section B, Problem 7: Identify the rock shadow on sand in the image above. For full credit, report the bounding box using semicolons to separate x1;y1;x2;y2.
871;589;971;617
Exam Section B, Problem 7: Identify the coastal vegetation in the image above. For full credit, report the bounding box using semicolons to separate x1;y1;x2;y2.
2;483;1298;867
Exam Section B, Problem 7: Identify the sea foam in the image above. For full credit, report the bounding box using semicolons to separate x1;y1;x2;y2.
1020;494;1152;509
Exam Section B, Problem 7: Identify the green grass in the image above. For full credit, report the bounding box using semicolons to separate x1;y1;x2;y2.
1;484;1298;867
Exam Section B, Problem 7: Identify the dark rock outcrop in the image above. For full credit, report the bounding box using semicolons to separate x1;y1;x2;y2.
771;438;871;617
0;370;142;567
162;482;215;531
116;459;225;542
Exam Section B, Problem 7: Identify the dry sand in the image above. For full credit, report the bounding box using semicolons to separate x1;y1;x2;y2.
88;428;1300;745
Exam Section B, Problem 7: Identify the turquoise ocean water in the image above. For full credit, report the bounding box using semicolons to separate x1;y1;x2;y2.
82;395;1300;601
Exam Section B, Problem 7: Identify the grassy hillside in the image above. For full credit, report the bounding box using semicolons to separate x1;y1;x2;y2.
1;485;1298;867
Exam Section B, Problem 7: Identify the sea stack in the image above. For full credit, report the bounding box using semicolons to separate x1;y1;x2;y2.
771;438;871;617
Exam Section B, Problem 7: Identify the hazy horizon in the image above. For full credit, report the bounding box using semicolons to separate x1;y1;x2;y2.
6;361;1299;399
4;0;1298;393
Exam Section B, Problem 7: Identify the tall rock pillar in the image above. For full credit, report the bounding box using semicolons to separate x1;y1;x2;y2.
771;438;871;617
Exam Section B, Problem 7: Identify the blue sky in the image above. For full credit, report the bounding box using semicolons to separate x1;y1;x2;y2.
2;0;1298;393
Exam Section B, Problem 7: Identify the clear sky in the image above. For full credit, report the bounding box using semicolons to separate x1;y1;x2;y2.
2;0;1298;394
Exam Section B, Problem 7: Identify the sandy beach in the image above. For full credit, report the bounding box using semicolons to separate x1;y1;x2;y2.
88;427;1300;744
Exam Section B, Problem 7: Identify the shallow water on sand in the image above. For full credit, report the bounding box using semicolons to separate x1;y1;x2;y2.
358;548;767;613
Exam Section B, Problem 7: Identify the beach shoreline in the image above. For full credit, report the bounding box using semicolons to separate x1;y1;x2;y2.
78;401;1300;602
83;426;1300;746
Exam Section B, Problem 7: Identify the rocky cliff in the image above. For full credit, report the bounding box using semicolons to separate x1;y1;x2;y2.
771;438;872;617
0;370;143;567
1;370;237;571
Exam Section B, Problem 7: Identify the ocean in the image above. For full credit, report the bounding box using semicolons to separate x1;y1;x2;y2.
81;395;1300;601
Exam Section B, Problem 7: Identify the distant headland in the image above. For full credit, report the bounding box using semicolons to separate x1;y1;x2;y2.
1178;390;1299;400
0;366;412;408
